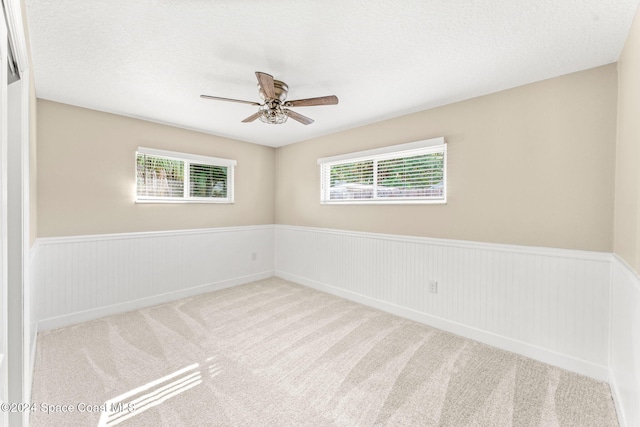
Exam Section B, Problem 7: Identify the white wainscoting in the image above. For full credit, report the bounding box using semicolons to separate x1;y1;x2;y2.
274;225;611;381
609;255;640;427
35;225;275;330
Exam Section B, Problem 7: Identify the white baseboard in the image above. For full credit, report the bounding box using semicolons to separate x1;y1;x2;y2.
38;271;274;331
275;270;609;382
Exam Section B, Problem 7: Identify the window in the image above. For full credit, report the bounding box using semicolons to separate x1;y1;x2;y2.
318;137;446;204
136;147;235;203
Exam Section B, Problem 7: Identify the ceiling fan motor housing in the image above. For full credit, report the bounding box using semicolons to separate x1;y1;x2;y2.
259;80;288;101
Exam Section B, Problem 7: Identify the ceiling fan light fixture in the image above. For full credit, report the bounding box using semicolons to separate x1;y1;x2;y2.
201;71;338;126
258;103;288;124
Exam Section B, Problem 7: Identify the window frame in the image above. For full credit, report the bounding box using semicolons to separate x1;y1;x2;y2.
135;147;236;204
317;137;447;205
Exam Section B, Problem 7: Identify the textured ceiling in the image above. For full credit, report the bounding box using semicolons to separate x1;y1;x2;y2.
25;0;640;147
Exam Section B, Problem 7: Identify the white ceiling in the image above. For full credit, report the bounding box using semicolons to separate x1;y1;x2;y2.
25;0;640;147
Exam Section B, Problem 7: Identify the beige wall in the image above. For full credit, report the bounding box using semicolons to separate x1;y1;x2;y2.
38;65;618;249
615;6;640;272
37;100;275;237
276;65;617;252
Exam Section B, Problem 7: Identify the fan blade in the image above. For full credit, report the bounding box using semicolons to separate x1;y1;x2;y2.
200;94;260;106
285;95;339;107
241;112;261;123
255;72;276;99
286;109;314;125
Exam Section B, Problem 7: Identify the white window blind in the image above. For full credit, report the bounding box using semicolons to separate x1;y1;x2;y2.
318;137;446;204
136;147;235;203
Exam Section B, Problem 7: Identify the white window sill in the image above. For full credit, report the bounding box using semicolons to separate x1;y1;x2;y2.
321;199;446;205
135;199;234;204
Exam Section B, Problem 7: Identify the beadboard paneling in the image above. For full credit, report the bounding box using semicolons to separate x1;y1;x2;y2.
34;224;616;383
36;226;274;330
274;225;611;380
610;256;640;427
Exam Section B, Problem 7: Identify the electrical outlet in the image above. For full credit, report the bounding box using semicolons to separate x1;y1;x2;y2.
251;252;257;261
428;280;438;294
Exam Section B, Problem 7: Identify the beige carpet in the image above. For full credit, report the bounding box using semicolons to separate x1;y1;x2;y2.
31;277;619;426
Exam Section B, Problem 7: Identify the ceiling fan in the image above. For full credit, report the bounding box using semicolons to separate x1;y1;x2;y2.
201;71;338;125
